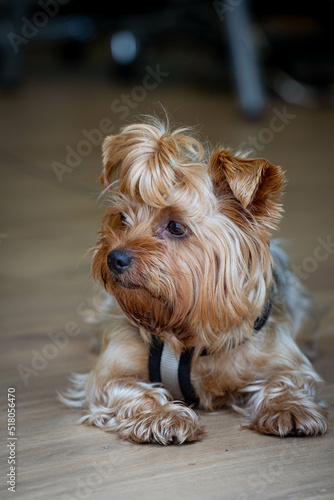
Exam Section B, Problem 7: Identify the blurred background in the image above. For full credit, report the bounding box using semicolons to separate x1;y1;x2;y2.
1;2;334;498
2;0;334;106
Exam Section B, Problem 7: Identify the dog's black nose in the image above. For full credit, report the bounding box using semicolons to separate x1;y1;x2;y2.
107;250;133;274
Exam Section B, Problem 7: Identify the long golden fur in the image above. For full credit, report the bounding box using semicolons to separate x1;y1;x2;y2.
60;117;328;444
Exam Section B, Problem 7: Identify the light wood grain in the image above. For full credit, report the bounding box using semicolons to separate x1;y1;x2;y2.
0;72;333;500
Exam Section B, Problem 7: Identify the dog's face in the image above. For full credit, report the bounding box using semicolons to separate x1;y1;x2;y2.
92;120;284;346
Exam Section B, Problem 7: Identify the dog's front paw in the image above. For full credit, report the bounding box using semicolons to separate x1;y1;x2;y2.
251;400;328;437
118;403;205;445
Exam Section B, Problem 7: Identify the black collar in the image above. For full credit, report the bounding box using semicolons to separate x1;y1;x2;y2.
149;300;272;406
253;301;272;332
200;300;272;357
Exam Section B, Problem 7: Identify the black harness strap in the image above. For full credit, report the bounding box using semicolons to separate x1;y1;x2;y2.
148;300;272;406
253;301;272;332
178;348;199;406
148;337;198;405
148;336;164;384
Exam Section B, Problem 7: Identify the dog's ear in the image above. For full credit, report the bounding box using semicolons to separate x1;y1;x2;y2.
208;149;285;228
100;134;125;189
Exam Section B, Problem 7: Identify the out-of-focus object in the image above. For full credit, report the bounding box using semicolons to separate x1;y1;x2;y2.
222;0;266;117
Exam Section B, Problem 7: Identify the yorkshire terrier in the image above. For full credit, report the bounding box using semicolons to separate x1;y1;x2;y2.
61;117;328;444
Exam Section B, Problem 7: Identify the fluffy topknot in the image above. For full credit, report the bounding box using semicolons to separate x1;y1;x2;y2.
101;118;214;210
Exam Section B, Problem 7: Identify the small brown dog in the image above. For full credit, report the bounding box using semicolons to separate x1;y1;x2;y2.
61;117;328;444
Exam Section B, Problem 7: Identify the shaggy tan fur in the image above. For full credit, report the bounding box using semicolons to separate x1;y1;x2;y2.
60;117;327;444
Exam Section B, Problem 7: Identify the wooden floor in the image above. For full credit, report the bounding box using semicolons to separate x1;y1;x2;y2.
1;71;333;500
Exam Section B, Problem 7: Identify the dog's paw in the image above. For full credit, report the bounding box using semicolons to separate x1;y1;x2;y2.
118;403;205;445
250;401;328;437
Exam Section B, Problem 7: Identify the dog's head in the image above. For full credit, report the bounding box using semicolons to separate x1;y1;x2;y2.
92;118;284;348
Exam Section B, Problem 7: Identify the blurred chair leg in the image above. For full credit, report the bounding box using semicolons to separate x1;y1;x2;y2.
223;0;266;118
0;0;26;88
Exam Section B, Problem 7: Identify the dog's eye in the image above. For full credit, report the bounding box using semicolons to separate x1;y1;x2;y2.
120;214;128;226
167;221;187;237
